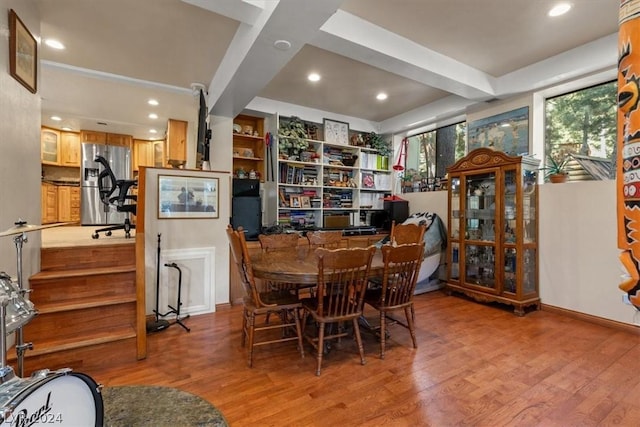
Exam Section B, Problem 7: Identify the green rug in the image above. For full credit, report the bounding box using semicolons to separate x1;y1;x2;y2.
102;385;228;427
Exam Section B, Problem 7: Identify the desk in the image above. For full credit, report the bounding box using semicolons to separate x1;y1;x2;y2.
250;246;384;285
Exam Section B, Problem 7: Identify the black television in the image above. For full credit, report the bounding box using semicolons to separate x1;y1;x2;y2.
196;89;211;162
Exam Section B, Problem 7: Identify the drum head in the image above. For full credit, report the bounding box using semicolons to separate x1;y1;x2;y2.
0;372;103;426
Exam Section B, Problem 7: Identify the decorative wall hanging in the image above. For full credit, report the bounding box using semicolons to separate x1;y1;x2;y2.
9;9;37;93
467;106;529;156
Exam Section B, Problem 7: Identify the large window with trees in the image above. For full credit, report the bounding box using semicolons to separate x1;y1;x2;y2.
544;81;617;180
403;122;466;192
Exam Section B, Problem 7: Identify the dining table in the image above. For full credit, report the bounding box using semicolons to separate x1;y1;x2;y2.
250;245;385;285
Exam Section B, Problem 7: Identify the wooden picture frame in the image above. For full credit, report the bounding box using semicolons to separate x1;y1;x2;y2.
8;9;37;94
289;195;301;208
158;175;219;219
300;196;311;209
323;118;349;145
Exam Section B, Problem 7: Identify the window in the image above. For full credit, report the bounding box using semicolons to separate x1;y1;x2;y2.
403;122;466;192
544;81;616;180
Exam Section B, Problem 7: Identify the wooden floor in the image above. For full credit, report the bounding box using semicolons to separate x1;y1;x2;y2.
86;291;640;426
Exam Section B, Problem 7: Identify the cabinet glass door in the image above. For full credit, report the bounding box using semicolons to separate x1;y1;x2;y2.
463;171;497;291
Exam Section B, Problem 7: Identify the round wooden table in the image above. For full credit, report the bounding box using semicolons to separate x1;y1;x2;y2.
250;246;384;285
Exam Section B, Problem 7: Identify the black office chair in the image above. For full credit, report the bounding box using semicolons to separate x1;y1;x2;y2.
91;155;137;239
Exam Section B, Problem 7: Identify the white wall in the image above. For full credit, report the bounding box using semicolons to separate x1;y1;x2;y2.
0;0;41;282
402;181;636;325
143;167;232;314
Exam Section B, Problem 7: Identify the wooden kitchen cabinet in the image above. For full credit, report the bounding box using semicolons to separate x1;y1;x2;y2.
80;130;106;144
60;131;81;167
165;118;188;166
41;183;58;224
133;139;155;171
57;186;80;223
41;128;61;165
107;133;133;150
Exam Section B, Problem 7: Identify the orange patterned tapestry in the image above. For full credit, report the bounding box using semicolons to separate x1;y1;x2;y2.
618;0;640;305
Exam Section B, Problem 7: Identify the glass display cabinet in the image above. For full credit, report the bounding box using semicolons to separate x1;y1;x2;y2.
445;148;540;315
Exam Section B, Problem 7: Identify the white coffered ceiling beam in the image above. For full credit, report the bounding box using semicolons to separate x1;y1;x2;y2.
198;0;345;118
313;10;498;101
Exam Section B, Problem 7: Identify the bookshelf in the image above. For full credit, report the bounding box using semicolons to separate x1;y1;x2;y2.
276;136;392;229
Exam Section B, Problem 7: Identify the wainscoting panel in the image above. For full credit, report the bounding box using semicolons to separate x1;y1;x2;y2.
159;247;216;316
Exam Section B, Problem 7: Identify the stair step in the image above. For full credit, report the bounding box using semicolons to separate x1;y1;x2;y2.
40;244;135;271
8;326;136;359
29;268;136;307
36;294;137;314
24;303;136;342
30;265;135;281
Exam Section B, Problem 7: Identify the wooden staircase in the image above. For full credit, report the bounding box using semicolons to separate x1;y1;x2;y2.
9;242;145;375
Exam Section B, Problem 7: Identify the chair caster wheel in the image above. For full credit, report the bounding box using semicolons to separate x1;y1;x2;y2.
125;232;131;238
92;233;99;239
106;231;112;236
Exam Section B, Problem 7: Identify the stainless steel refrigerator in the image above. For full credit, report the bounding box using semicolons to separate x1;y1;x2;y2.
80;143;132;225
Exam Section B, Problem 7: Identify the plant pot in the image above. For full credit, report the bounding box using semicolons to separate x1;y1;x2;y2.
549;173;568;183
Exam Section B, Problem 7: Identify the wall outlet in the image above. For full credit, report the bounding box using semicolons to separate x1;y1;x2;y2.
623;294;631;305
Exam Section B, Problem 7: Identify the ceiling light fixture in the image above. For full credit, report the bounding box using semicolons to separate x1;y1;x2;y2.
148;113;158;119
548;2;571;17
376;92;388;101
50;116;61;121
61;126;72;131
274;39;291;50
308;73;321;82
149;129;157;134
148;99;159;106
45;39;65;49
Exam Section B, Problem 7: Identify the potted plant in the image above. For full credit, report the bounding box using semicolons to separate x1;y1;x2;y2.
278;116;309;159
365;132;391;157
543;154;569;183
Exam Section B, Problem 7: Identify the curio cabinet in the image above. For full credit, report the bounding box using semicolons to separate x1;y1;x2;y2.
445;148;540;315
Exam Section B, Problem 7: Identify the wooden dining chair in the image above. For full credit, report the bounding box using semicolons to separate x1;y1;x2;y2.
389;220;427;245
227;225;304;367
364;243;424;359
259;232;315;297
306;230;343;248
301;246;376;376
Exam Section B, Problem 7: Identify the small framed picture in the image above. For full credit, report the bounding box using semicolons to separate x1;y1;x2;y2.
300;196;311;209
9;9;37;94
290;195;301;208
323;118;349;145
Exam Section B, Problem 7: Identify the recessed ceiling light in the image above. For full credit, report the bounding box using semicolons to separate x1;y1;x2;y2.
50;116;61;121
45;39;65;49
148;113;158;119
376;92;388;101
308;73;321;82
149;129;157;134
548;3;571;17
148;99;159;106
61;126;72;131
274;39;291;50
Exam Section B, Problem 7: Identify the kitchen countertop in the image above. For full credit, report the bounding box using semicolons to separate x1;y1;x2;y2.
42;179;80;186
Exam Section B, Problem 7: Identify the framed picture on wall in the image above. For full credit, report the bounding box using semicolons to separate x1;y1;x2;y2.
8;9;37;93
158;175;219;219
323;118;349;145
467;106;529;156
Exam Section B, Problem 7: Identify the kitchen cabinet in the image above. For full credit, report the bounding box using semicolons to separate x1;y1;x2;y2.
41;183;58;224
60;131;81;167
107;133;133;150
80;130;106;144
165;118;188;166
41;128;61;165
57;186;80;223
275;119;391;229
133;139;154;171
444;148;540;316
233;114;265;182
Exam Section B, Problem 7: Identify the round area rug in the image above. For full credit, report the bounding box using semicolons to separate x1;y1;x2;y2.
102;385;228;427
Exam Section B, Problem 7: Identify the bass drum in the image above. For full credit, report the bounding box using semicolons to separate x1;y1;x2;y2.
0;369;103;426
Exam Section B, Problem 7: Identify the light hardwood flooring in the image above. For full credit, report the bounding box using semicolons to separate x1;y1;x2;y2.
41;225;135;248
86;291;640;426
